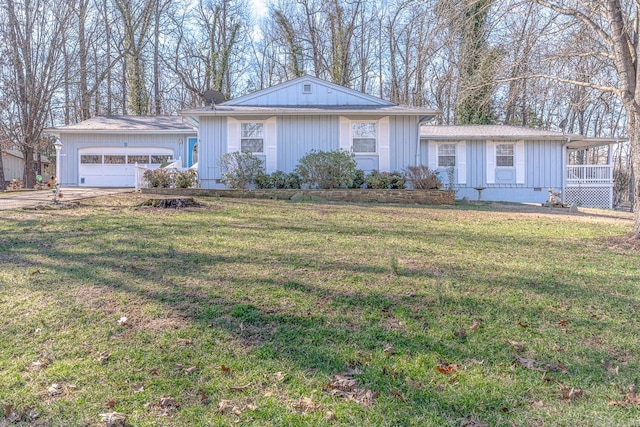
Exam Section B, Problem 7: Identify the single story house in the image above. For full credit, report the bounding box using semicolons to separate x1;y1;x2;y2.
1;148;50;185
46;75;618;208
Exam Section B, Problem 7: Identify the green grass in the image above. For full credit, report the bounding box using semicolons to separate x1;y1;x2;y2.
1;195;639;426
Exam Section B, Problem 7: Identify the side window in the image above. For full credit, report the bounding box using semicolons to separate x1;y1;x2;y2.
352;122;377;153
241;123;264;153
438;144;456;167
496;143;514;167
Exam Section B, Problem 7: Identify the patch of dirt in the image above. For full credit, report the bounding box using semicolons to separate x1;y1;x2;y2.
139;197;201;209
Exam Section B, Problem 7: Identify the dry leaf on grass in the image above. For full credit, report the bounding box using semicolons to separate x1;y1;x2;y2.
608;385;640;407
274;371;286;382
405;377;422;390
292;396;320;413
324;369;378;407
229;383;252;391
390;389;406;401
100;412;126;427
560;387;585;403
457;415;488;427
470;320;481;331
116;316;129;326
601;360;619;375
221;364;232;374
508;341;524;352
326;411;336;422
47;383;63;396
185;366;198;375
436;362;458;375
218;399;257;415
515;356;568;373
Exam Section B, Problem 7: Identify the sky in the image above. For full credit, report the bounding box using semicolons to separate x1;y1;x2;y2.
249;0;268;18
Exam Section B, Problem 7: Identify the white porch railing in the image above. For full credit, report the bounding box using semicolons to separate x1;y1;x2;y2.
566;165;613;186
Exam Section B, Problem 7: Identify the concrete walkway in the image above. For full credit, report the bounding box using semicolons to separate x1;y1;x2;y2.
0;187;133;211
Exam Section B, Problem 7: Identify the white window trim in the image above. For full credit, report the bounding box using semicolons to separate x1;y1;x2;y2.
495;142;515;168
351;121;378;154
486;140;524;184
437;143;457;168
240;121;265;154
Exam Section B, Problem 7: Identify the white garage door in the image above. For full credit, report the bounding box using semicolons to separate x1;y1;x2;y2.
79;147;174;187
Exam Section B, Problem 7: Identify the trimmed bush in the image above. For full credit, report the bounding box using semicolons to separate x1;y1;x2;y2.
219;151;264;189
365;170;406;189
256;171;302;189
404;165;441;189
295;150;357;189
175;170;198;188
144;169;172;188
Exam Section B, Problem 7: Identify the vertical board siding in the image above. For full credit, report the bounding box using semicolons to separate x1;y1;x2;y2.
199;116;227;187
525;140;563;188
58;132;192;186
277;115;339;172
389;116;419;172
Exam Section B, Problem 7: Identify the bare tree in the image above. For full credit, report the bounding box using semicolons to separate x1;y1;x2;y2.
0;0;72;188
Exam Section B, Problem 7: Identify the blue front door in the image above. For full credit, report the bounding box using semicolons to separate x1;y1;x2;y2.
188;137;198;167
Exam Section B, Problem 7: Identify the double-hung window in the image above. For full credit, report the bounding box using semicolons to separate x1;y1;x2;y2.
241;122;264;153
438;144;456;167
352;122;377;153
496;143;514;167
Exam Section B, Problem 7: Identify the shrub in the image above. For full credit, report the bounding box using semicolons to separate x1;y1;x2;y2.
218;151;264;189
295;150;357;189
144;169;172;188
351;169;366;189
255;171;302;189
404;165;441;189
365;170;406;189
174;170;198;188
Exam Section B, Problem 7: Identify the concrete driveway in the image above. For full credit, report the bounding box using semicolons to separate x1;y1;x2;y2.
0;187;133;211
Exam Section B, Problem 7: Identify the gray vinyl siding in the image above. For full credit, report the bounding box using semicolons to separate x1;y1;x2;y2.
277;115;339;172
199;116;227;187
467;140;486;188
526;139;563;188
390;116;420;172
57;132;192;186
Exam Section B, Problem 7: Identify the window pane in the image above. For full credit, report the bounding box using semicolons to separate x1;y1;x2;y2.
151;155;171;164
496;144;514;156
104;155;125;164
438;144;456;166
241;138;264;153
241;123;263;138
128;155;149;164
352;122;376;138
496;156;514;167
439;156;456;167
353;138;376;153
80;155;101;164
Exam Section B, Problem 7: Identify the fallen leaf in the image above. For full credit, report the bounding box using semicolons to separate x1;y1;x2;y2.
326;411;336;422
384;344;396;355
293;396;319;413
218;400;234;414
5;404;13;418
454;330;467;338
436;362;458;375
560;387;584;402
532;400;544;407
230;383;252;391
457;415;488;427
517;321;529;328
159;397;179;408
515;356;537;370
198;390;208;404
274;371;286;382
96;352;111;364
99;412;126;427
601;360;619;375
508;340;524;352
48;383;63;396
557;319;568;326
470;320;481;331
116;316;128;326
390;389;406;401
131;384;144;393
106;400;116;408
221;364;231;374
185;366;198;375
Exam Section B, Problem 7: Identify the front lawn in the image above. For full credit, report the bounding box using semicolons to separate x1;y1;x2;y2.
0;196;638;426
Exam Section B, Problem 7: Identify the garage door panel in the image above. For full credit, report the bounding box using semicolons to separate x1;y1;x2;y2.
78;147;173;187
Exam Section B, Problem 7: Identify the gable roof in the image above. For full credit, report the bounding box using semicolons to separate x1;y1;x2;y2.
45;116;196;135
421;125;622;148
225;75;394;107
180;76;438;119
